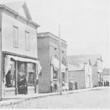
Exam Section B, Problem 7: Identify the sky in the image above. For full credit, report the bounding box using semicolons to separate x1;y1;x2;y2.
0;0;109;68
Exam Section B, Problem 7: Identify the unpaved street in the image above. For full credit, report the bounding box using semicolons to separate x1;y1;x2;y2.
1;87;110;108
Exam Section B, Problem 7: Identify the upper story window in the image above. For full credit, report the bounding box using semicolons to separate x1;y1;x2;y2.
25;31;30;51
13;26;18;48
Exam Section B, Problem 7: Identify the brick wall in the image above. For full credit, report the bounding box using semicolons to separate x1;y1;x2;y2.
38;35;67;93
68;70;85;89
38;37;51;93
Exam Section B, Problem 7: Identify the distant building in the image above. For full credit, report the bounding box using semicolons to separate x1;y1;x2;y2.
102;68;110;85
68;62;85;89
37;32;68;93
68;54;103;89
0;1;41;100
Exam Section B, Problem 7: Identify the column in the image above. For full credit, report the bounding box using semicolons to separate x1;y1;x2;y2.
25;63;28;94
36;64;38;93
15;61;18;95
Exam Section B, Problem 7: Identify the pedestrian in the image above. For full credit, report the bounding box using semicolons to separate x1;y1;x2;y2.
18;72;27;94
6;70;12;87
75;82;78;90
50;81;53;92
54;82;58;92
104;82;106;86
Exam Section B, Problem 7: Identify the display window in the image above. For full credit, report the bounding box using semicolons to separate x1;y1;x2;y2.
53;67;58;80
27;63;35;86
5;58;15;88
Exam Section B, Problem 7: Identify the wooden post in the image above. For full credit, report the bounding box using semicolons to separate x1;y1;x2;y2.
15;61;18;95
34;63;37;93
25;63;28;94
59;25;62;95
0;28;2;100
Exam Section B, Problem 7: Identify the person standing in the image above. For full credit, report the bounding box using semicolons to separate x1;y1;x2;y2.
6;70;12;87
50;81;53;92
54;82;58;92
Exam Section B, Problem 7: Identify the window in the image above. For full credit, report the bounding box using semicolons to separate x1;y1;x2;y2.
18;62;26;82
13;26;18;47
5;59;16;88
62;72;65;81
62;57;66;66
53;67;58;80
27;63;35;86
25;31;30;51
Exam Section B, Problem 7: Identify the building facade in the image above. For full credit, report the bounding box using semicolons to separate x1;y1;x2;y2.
68;63;85;89
102;68;110;86
68;54;103;89
38;32;68;93
0;1;40;100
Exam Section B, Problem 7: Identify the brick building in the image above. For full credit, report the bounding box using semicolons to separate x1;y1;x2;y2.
68;63;85;89
37;32;68;93
0;1;41;100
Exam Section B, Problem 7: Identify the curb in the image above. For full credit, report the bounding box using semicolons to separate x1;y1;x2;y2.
0;86;108;107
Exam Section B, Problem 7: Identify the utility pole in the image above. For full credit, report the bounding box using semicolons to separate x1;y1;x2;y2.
59;25;62;95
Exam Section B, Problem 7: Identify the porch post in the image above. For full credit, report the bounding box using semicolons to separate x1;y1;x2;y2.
25;63;28;94
15;61;18;95
34;63;37;93
0;28;2;100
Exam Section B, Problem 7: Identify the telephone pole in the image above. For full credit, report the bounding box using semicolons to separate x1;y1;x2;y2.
59;25;62;95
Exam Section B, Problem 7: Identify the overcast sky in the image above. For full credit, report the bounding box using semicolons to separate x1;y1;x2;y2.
0;0;109;68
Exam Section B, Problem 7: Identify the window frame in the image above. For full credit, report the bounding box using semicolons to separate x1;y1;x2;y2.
13;26;19;48
25;31;30;51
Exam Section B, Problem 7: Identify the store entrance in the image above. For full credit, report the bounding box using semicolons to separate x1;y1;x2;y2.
18;62;27;94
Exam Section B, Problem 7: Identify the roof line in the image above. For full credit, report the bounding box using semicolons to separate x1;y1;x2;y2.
0;4;40;27
38;32;67;43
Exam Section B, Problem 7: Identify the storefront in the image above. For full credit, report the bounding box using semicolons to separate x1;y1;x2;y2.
2;53;41;97
51;57;68;92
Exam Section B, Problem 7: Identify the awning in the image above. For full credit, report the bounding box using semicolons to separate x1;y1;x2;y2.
6;55;42;75
37;61;42;75
7;55;37;63
53;58;66;72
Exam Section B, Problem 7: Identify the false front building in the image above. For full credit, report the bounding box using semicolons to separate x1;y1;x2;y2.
68;54;103;89
0;1;41;100
38;32;68;93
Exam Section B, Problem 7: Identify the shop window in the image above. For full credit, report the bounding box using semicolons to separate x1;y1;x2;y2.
62;72;65;81
18;63;26;82
13;26;18;48
53;67;58;80
27;63;35;86
62;57;66;66
5;60;15;87
25;31;30;51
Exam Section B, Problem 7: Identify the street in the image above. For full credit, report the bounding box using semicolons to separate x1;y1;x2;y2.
0;87;110;108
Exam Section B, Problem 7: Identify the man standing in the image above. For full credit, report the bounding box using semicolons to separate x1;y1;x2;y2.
50;81;53;92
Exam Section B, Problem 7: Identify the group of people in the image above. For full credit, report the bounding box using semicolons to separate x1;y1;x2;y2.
50;81;69;92
6;70;27;94
51;81;58;92
104;81;109;86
